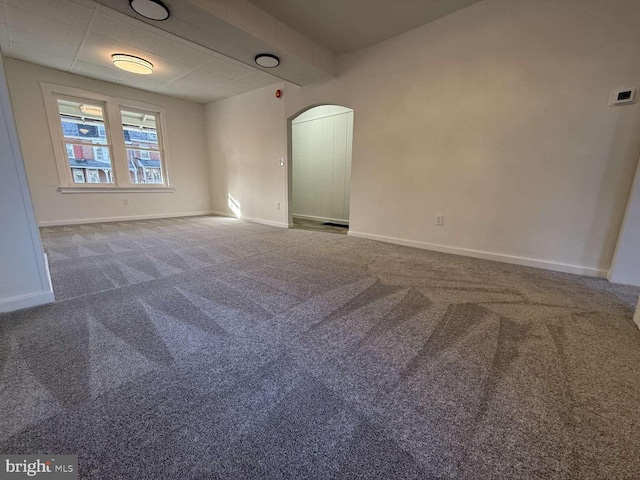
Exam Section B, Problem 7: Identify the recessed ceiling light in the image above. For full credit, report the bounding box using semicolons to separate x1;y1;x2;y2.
255;54;280;68
112;54;154;75
130;0;170;21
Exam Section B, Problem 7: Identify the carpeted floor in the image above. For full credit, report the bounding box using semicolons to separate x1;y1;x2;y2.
1;215;639;479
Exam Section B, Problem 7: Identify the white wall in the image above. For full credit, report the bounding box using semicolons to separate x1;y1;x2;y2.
3;59;212;225
207;0;640;276
0;53;53;312
292;106;353;223
610;158;640;285
205;82;288;227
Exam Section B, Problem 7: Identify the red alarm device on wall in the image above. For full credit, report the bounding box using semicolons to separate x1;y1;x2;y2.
275;89;282;98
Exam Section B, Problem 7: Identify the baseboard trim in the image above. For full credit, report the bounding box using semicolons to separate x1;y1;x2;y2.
606;271;640;287
293;214;349;226
0;290;55;314
210;211;289;229
38;211;215;227
347;230;607;278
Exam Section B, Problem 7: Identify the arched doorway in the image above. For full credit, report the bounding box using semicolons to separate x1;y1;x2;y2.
287;105;354;234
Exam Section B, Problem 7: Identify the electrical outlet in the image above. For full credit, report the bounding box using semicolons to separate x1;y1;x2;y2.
279;158;285;166
276;201;281;210
123;199;129;206
435;214;444;226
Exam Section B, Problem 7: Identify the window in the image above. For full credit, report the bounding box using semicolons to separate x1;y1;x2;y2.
42;84;172;193
56;99;113;184
121;109;164;185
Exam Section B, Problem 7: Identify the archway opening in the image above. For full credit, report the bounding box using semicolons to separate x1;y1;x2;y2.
288;105;354;234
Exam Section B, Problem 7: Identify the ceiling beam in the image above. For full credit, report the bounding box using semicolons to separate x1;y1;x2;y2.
92;0;336;86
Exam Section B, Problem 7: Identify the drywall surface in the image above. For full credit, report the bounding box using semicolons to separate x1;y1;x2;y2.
609;158;640;285
292;108;353;223
4;59;211;225
205;82;287;226
203;0;640;275
281;0;640;275
0;53;53;312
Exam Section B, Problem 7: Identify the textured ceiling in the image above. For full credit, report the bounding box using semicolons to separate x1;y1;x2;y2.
0;0;281;104
0;0;486;103
246;0;485;54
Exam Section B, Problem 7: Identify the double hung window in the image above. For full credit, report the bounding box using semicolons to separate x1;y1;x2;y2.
43;84;172;193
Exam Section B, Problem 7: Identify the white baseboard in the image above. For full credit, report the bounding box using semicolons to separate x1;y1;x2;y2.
293;214;349;226
38;210;215;227
210;211;289;229
1;252;56;313
606;271;640;287
347;230;607;278
0;290;55;314
244;217;289;228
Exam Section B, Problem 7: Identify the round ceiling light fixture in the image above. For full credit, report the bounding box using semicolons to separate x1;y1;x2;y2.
112;54;154;75
130;0;170;21
255;54;280;68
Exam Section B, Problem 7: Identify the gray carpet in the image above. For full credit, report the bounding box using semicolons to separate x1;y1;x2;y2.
1;215;639;479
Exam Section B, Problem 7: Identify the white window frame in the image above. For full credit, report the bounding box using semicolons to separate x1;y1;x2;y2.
41;83;174;193
120;105;167;186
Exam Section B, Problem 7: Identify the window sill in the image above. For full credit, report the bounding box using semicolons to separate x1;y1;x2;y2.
58;186;175;194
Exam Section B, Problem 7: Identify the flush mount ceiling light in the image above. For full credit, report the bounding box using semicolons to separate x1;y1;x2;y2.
255;54;280;68
79;104;103;116
112;54;154;75
130;0;170;21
